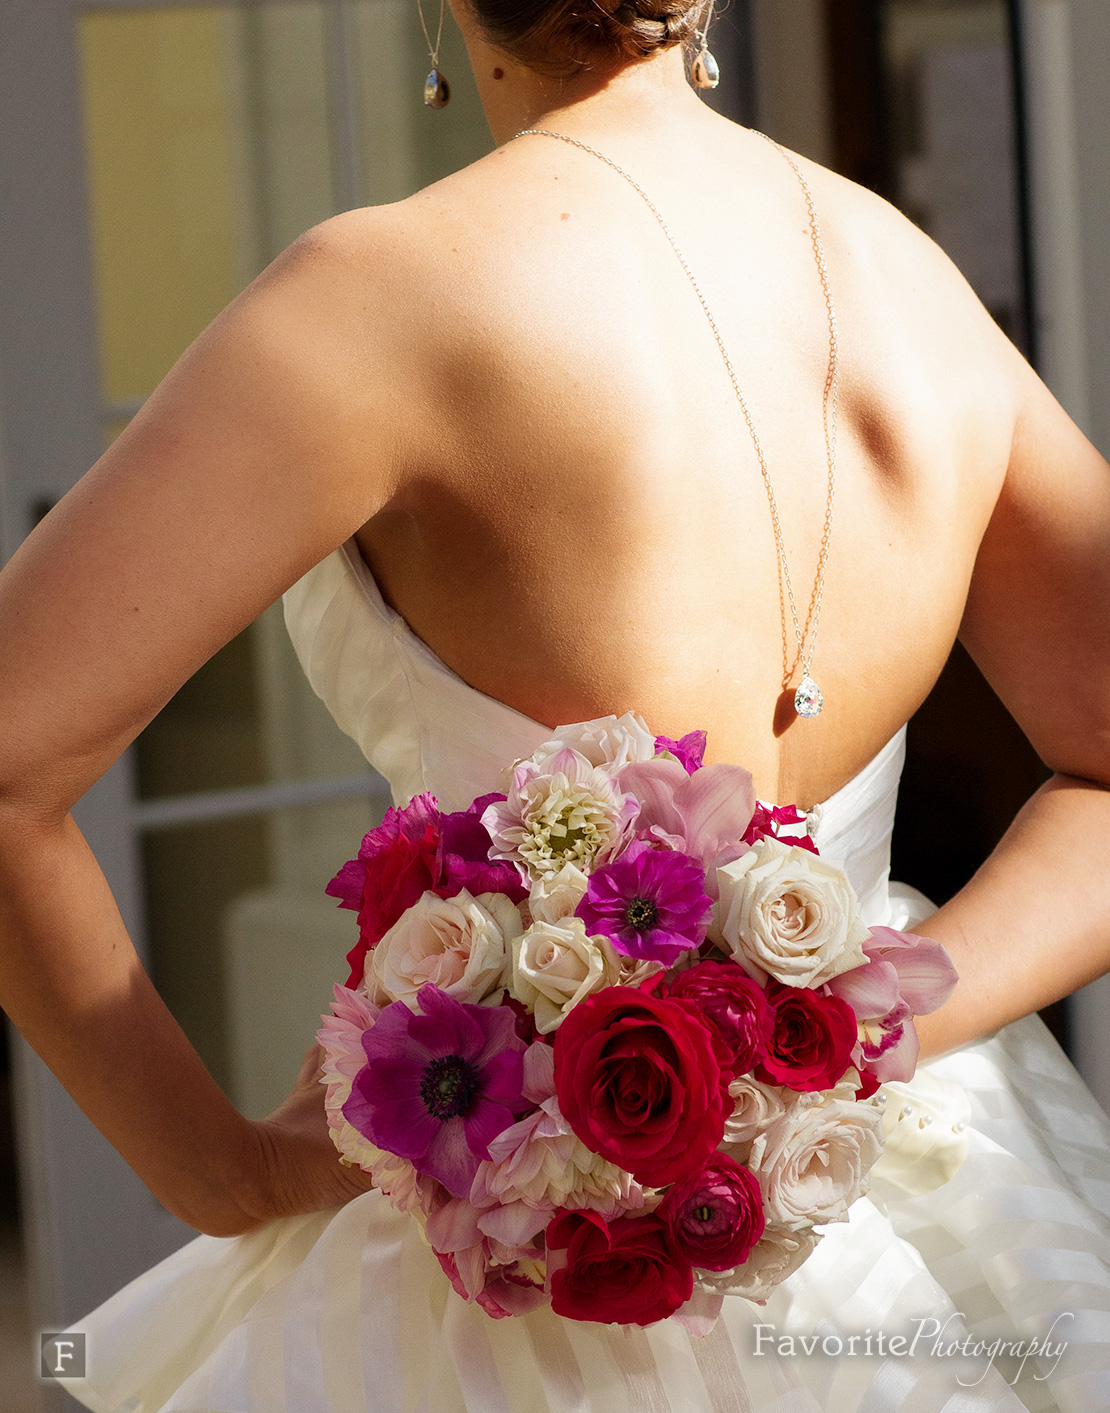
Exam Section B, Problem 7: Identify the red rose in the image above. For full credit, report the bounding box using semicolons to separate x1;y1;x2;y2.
547;1210;693;1325
553;989;731;1187
664;960;774;1072
756;981;856;1091
658;1151;765;1271
326;794;440;987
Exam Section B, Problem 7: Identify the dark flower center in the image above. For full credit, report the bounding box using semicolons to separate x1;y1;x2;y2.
420;1054;480;1121
624;896;659;932
694;1204;714;1223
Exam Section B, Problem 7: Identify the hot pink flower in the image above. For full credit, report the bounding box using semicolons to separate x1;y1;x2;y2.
327;794;441;988
575;848;712;964
742;801;819;856
342;985;528;1197
654;730;707;775
663;960;774;1073
658;1151;765;1271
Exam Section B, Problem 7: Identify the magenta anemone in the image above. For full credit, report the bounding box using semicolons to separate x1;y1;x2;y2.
342;984;528;1198
575;848;712;964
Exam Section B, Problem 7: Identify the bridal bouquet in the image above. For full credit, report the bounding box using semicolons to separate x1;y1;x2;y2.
317;714;956;1330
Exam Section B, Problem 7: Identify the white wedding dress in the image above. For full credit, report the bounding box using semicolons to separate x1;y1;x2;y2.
63;539;1110;1413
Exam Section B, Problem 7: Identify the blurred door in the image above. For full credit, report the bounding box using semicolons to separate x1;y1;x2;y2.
0;0;496;1363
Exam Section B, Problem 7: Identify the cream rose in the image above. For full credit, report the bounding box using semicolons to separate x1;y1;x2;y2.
721;1075;798;1153
698;1223;821;1303
714;837;870;987
510;917;622;1033
531;713;657;777
748;1088;885;1229
528;862;590;924
367;889;522;1008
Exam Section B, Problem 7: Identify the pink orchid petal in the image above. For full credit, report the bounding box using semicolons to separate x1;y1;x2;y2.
674;763;756;862
869;1017;920;1082
619;757;690;839
673;1286;724;1337
455;1243;491;1301
828;957;901;1019
875;935;958;1014
477;1199;552;1247
425;1196;484;1253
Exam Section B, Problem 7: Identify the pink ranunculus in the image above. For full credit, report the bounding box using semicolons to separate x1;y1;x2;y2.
827;927;958;1086
326;794;441;988
658;1151;765;1271
663;960;774;1073
617;755;756;879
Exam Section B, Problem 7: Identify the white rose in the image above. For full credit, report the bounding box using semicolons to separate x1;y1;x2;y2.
698;1223;821;1303
748;1089;885;1229
510;917;622;1033
531;713;657;777
714;837;870;987
368;889;522;1008
528;863;590;924
721;1075;798;1152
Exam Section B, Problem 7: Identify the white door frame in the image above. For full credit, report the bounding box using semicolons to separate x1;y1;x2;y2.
1017;0;1110;1110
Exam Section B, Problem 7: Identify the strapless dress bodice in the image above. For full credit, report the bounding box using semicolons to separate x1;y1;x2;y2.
282;539;911;927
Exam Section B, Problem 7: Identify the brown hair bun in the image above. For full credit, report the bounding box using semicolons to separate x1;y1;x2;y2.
468;0;708;75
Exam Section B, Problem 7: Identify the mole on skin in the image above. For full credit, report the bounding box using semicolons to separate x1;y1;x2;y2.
492;67;504;79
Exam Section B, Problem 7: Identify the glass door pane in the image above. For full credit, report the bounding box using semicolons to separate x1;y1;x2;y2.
78;2;405;1113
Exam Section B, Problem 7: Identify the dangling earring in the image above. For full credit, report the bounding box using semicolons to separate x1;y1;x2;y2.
691;3;720;90
418;0;450;107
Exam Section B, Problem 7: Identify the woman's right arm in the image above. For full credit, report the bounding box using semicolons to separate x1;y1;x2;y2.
0;211;416;1233
912;357;1110;1057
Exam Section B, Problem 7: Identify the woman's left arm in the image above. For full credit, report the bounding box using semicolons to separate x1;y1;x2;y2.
0;211;419;1232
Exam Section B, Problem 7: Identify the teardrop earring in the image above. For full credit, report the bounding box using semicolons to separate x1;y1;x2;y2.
691;5;720;90
418;0;450;107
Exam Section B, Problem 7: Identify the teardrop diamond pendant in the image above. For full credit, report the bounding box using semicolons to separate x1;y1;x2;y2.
794;676;823;719
423;69;450;107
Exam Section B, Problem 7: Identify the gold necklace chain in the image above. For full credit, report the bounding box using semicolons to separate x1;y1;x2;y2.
509;127;839;720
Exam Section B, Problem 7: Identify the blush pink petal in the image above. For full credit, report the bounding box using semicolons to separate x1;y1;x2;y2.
425;1196;484;1254
477;1200;552;1247
619;758;756;866
673;1287;725;1337
827;956;901;1019
866;927;958;1014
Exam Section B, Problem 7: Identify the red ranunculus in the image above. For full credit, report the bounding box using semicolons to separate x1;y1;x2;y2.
664;960;774;1073
658;1151;765;1271
756;980;856;1091
553;989;732;1187
326;793;440;987
546;1210;693;1325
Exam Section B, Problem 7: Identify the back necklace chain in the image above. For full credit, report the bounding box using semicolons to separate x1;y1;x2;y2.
509;127;839;721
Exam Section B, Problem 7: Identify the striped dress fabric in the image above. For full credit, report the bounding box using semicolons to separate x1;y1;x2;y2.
62;542;1110;1412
